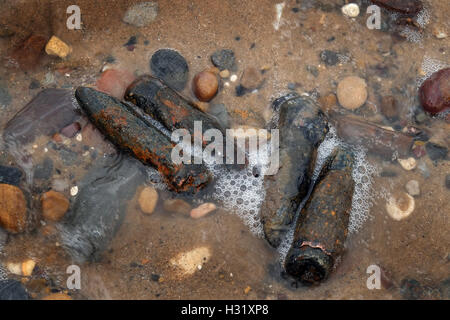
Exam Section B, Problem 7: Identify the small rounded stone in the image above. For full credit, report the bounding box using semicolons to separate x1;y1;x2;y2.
405;180;420;197
41;190;70;222
0;184;27;233
337;76;368;110
341;3;360;17
138;186;158;215
193;71;218;102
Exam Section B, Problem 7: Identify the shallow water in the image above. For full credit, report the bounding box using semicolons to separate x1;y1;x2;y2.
0;0;448;299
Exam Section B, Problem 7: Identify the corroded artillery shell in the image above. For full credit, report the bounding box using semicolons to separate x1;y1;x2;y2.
124;75;226;141
261;93;328;247
75;87;211;193
285;148;355;286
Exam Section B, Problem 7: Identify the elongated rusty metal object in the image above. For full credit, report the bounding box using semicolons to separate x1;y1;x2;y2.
75;87;211;193
124;75;226;140
284;148;355;286
261;93;328;247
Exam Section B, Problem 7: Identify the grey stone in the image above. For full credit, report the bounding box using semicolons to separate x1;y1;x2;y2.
123;2;158;27
150;49;189;91
211;49;235;71
405;180;420;197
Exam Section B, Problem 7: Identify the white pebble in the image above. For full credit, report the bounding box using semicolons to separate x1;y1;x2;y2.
75;133;83;142
341;3;360;18
405;180;420;197
397;157;417;171
70;186;79;196
386;192;415;221
230;74;237;82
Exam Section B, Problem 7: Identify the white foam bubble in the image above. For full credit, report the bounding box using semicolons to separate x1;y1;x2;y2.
417;56;449;87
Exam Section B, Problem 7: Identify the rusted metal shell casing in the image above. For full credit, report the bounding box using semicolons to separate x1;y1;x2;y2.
285;148;355;285
75;87;211;193
125;75;226;140
261;93;329;247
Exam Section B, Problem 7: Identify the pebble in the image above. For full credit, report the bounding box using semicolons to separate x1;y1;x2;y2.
9;34;47;70
341;3;360;17
96;69;136;100
211;49;235;71
45;36;72;58
70;186;78;197
397;157;417;171
0;280;30;300
318;93;337;113
41;190;70;222
192;71;218;102
446;174;450;189
319;50;339;66
405;180;420;197
34;157;53;180
337;76;368;110
123;2;159;27
419;68;450;114
60;122;81;138
150;49;189;91
219;69;230;78
380;96;400;120
0;184;27;233
163;199;192;215
51;179;69;193
240;67;263;90
386;191;415;221
432;26;447;39
170;246;211;276
425;142;448;161
190;203;217;219
0;165;22;186
42;292;72;300
0;82;11;108
138;186;158;215
6;259;35;277
209;103;230;128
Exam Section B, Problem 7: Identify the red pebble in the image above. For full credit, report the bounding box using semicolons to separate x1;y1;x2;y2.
412;144;426;159
60;122;81;138
7;35;47;70
96;69;135;100
419;68;450;114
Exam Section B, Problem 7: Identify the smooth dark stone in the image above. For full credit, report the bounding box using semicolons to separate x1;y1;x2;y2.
124;36;137;47
151;274;160;282
419;68;450;114
209;103;230;128
319;50;339;66
210;49;235;71
0;280;30;300
425;142;448;161
34;157;53;180
29;79;40;90
0;165;22;185
3;89;80;145
150;49;189;91
235;85;247;97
